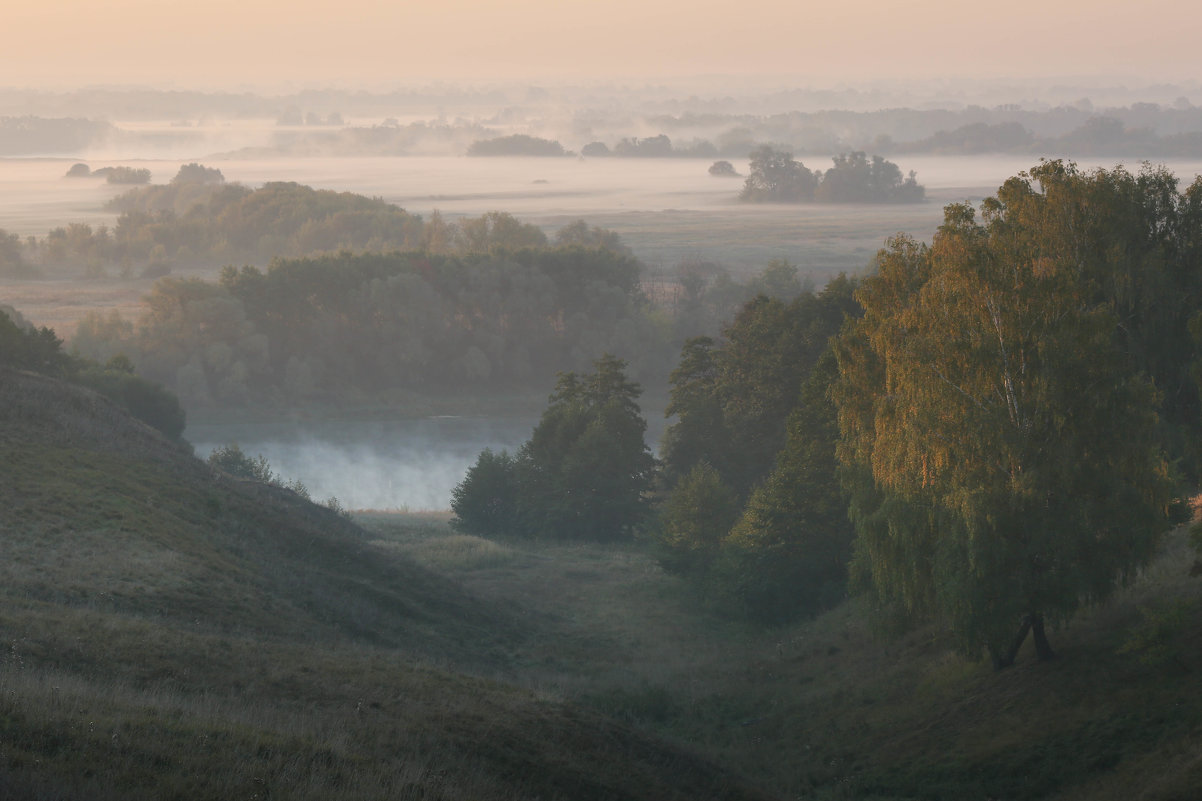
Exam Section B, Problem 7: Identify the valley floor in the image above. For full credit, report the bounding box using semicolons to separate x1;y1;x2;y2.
361;513;1202;801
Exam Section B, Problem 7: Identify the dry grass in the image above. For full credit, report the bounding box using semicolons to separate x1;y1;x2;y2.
0;277;155;337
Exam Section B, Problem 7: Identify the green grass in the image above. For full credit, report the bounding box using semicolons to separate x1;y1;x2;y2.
0;369;774;800
4;366;1202;800
360;513;1202;801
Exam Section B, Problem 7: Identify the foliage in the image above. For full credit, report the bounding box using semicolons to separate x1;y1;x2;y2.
73;243;659;408
456;210;547;251
72;356;187;441
205;442;317;501
450;449;525;538
659;336;729;489
718;351;853;621
833;169;1179;664
3;306;186;439
740;147;924;204
653;462;740;575
660;277;859;495
171;162;224;184
614;134;674;157
739;145;817;202
206;442;276;483
0;306;71;376
554;218;633;255
452;355;655;541
655;280;861;620
98;180;424;268
101;166;152;184
708;160;740;177
466;134;566;156
814;151;925;203
0;228;30;276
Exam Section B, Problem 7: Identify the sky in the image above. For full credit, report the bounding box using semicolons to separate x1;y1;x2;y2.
3;0;1199;90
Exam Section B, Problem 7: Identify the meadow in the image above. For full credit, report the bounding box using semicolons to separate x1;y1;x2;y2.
359;511;1202;800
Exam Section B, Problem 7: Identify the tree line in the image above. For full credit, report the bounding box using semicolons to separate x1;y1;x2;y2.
453;160;1202;667
69;237;666;408
68;222;821;410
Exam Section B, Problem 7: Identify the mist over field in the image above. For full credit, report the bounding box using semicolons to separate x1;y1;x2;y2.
6;0;1202;796
5;89;1202;515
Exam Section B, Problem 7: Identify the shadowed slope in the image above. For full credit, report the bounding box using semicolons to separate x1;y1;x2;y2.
0;368;775;801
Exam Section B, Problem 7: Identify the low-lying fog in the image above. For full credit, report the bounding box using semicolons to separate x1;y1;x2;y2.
8;129;1202;511
7;150;1202;271
10;151;1202;235
187;413;668;511
188;416;536;512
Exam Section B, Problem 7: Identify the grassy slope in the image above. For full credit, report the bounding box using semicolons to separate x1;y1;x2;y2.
364;514;1202;801
0;368;774;801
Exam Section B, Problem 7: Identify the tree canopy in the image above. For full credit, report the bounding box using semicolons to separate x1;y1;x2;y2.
833;165;1183;665
739;146;817;202
452;355;655;541
740;147;924;204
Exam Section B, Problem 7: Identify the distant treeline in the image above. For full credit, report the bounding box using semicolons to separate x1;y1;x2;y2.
0;176;417;279
68;238;817;409
0;116;116;156
70;245;650;407
9;94;1202;159
241;106;1202;160
647;103;1202;157
11;101;1202;158
467;135;566;157
5;165;630;278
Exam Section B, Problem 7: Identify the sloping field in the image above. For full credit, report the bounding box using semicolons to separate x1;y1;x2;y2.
0;368;774;800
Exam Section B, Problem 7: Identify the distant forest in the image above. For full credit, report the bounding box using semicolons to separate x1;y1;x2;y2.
67;242;813;408
7;97;1202;157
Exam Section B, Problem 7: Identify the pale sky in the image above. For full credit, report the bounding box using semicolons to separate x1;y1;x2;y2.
3;0;1198;89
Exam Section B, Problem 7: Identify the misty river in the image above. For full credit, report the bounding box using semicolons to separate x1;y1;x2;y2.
187;415;536;512
187;411;669;512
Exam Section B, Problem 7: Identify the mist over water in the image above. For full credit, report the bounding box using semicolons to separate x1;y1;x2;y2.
188;416;538;511
188;407;670;512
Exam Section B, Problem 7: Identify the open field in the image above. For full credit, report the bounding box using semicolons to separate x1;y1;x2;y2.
0;276;158;337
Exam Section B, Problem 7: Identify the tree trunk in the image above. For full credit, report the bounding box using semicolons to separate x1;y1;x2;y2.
1031;613;1055;661
991;615;1033;669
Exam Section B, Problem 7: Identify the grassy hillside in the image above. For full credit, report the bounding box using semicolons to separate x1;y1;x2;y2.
362;514;1202;801
5;364;1201;800
0;367;774;800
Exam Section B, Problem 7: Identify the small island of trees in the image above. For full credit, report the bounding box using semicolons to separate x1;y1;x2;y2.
740;146;925;203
